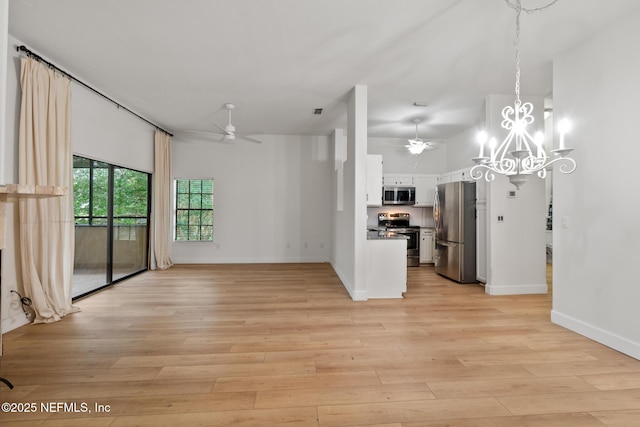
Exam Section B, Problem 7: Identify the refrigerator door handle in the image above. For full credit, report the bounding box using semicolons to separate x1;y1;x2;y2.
434;188;441;234
438;241;455;247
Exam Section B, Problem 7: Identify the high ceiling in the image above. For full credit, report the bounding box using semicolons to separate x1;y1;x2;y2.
8;0;640;142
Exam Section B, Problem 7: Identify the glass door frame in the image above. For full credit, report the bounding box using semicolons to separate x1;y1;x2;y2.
72;155;152;299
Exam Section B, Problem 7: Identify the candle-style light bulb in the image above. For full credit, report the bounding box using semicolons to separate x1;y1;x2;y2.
534;131;545;158
477;131;488;157
558;119;571;150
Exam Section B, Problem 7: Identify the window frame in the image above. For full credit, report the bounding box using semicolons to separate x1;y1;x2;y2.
174;178;214;242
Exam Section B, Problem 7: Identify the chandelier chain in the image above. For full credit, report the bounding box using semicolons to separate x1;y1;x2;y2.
514;1;522;106
506;0;560;106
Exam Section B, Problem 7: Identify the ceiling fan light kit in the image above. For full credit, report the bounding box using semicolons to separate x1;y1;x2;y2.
470;0;576;189
405;118;434;155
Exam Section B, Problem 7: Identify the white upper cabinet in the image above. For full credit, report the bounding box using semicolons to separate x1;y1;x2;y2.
438;167;474;185
450;167;473;183
367;154;383;207
383;174;414;186
436;173;451;185
414;174;437;206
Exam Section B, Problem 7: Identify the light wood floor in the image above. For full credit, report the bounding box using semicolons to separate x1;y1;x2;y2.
2;263;640;426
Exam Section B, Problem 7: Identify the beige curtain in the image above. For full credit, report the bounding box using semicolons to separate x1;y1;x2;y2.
18;57;79;323
153;130;174;269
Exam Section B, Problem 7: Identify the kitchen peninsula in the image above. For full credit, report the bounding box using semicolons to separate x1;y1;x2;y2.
366;230;407;298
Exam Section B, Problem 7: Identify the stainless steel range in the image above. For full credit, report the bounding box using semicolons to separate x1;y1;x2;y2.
378;213;420;267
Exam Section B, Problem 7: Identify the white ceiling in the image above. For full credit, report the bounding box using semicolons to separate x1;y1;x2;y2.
8;0;640;142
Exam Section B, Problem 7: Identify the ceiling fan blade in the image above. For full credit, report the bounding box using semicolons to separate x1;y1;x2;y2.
212;122;233;135
182;130;227;143
236;130;265;136
184;130;223;136
238;135;263;144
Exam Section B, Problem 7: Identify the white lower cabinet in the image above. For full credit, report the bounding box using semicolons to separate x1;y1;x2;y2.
420;228;435;263
366;239;407;298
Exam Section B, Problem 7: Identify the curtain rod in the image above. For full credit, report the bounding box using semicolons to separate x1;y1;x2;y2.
16;45;173;137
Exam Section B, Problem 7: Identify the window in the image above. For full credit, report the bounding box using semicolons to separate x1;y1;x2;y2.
175;179;214;241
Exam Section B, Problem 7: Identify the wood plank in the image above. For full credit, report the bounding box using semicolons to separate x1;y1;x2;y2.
591;409;640;426
427;376;597;398
402;413;606;426
498;388;640;415
255;383;434;409
317;397;510;426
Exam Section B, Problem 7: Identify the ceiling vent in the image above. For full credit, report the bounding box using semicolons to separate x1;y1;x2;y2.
313;108;323;115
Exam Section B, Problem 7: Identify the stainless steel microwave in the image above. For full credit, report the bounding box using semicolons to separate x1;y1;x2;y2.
383;186;415;205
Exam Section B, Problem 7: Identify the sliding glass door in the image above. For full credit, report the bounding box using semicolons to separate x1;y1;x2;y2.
72;156;150;298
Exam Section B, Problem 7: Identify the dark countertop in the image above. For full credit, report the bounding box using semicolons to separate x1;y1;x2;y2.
367;230;410;240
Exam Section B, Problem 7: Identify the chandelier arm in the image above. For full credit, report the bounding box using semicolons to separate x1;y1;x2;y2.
470;165;496;183
551;157;577;174
495;130;517;163
519;128;538;152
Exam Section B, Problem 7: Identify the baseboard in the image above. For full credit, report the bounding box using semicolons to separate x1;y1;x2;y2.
484;282;548;295
172;256;331;264
551;310;640;361
330;261;367;301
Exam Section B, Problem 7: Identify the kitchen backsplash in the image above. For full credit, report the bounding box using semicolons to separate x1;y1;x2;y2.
367;206;434;228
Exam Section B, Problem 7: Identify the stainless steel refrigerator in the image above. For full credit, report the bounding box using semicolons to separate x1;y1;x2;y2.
434;181;477;283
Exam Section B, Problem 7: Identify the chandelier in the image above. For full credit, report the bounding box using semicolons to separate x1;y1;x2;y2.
406;119;434;155
470;0;575;189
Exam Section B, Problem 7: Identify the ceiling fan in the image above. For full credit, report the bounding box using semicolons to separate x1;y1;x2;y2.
405;119;437;154
186;103;263;144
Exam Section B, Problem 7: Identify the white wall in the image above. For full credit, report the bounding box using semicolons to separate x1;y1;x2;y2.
0;0;9;347
331;86;368;300
1;35;156;333
0;0;7;185
552;8;640;359
445;126;479;172
171;134;331;263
